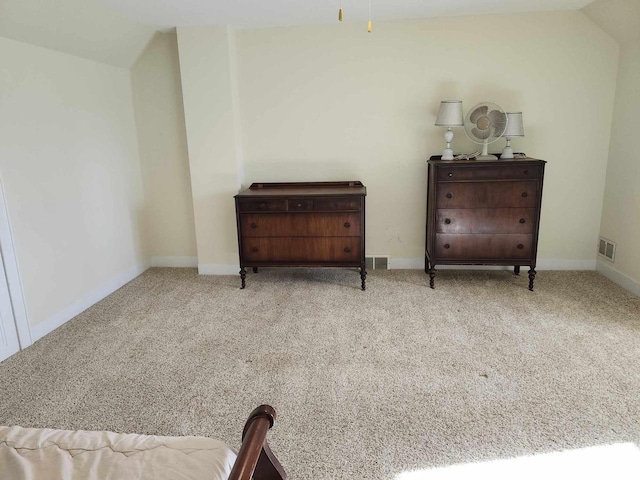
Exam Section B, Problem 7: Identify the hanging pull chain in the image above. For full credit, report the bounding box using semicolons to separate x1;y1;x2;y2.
367;0;372;32
339;0;343;21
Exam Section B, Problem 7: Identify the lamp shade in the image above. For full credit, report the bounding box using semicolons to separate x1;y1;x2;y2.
435;101;464;127
502;112;524;137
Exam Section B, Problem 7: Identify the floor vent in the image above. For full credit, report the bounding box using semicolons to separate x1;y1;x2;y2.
365;256;390;270
598;237;616;262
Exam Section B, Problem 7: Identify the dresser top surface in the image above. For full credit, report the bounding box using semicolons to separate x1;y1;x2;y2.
428;155;546;166
236;181;366;198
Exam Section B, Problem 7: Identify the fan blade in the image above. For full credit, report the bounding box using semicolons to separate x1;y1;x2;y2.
488;110;507;134
472;127;491;140
470;106;488;124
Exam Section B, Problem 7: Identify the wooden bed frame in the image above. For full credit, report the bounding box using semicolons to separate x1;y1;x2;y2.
229;405;287;480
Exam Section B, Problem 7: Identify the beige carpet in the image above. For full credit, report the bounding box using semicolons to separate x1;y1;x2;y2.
0;268;639;479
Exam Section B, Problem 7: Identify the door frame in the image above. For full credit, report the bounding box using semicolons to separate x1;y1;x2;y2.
0;178;31;349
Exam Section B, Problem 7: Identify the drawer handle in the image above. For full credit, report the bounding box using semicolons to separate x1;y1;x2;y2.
344;222;351;228
251;247;259;253
446;193;453;199
259;202;267;209
296;202;303;208
521;192;528;198
444;243;450;249
447;172;453;178
444;218;451;225
519;218;526;224
250;223;257;229
524;170;529;175
344;247;351;253
517;244;524;250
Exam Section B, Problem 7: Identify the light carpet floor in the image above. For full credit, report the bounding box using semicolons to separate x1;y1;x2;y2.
0;268;639;479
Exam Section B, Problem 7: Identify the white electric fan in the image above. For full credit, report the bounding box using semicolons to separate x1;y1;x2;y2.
464;102;508;160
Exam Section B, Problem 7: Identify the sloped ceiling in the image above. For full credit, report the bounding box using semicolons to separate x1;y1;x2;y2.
582;0;640;44
1;0;597;68
0;0;155;68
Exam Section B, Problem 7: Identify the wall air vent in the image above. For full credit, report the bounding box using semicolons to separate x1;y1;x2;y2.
365;256;390;270
598;237;616;262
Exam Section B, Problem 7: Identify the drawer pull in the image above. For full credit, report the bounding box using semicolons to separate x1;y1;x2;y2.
444;243;450;249
251;247;259;253
344;247;351;253
344;222;351;228
519;218;526;224
517;244;524;250
259;202;267;209
444;218;451;225
446;193;453;199
447;172;453;178
250;223;257;229
296;203;303;208
521;192;528;198
524;170;529;175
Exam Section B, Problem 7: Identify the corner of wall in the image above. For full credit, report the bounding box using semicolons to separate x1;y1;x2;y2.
596;259;640;297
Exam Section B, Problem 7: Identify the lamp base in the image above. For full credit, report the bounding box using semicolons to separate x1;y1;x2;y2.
501;145;514;159
442;148;454;160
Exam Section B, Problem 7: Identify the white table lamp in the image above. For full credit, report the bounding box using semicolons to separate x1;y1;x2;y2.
501;112;524;159
435;101;463;160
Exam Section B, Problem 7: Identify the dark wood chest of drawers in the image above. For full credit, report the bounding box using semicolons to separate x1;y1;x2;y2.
235;181;367;289
425;156;546;290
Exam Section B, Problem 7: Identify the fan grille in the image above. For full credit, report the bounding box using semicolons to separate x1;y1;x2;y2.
464;102;507;145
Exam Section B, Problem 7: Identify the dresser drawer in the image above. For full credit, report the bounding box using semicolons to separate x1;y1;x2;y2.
437;165;541;181
434;234;534;259
313;197;361;211
437;181;538;208
242;237;361;262
237;198;286;212
240;213;360;237
436;208;536;234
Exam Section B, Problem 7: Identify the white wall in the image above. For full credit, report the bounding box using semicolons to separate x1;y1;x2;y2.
235;11;618;268
597;40;640;293
131;32;197;268
0;36;147;336
176;26;244;273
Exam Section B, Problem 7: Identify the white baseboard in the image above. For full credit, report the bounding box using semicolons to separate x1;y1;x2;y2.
535;258;596;270
596;260;640;297
150;256;198;268
30;262;148;343
196;258;597;273
389;258;596;271
198;263;239;275
390;258;424;269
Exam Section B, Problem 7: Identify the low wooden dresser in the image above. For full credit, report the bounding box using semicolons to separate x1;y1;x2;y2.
425;156;546;290
234;181;367;289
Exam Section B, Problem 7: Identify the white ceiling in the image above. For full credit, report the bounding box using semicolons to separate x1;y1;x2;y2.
102;0;595;30
1;0;597;67
583;0;640;45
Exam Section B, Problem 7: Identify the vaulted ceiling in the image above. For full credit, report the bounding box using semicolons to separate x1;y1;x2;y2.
583;0;640;45
0;0;600;68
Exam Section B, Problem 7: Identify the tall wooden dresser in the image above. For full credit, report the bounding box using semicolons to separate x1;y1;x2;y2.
235;181;367;289
425;156;546;290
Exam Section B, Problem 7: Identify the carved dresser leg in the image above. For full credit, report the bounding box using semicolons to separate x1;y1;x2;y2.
360;267;367;291
528;268;536;291
240;268;247;289
514;265;520;275
429;267;436;289
253;267;258;273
